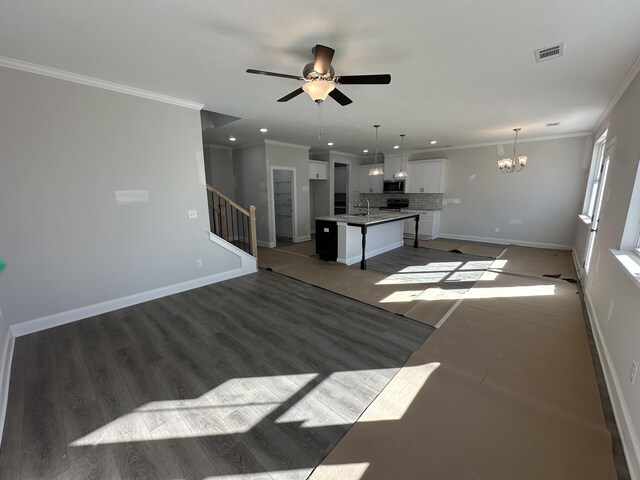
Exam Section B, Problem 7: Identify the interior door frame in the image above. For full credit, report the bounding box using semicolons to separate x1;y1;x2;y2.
269;166;297;245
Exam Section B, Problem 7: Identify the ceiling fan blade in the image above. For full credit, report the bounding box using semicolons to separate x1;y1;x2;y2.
277;87;305;102
334;74;391;85
328;88;353;106
246;69;303;80
312;44;335;75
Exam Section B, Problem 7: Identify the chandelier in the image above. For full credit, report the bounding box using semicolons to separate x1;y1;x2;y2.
498;128;528;173
368;124;383;176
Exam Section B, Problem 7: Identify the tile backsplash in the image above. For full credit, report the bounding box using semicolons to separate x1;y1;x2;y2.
353;192;443;210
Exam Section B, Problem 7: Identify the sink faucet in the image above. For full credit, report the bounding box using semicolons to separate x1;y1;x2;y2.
357;198;370;215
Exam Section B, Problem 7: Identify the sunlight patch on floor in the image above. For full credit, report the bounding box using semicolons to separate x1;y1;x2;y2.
276;369;397;428
308;462;371;480
359;363;440;422
70;374;318;446
203;468;314;479
377;259;500;285
465;284;556;299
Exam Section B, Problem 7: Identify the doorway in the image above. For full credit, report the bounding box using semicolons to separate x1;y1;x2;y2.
334;163;348;214
273;168;294;245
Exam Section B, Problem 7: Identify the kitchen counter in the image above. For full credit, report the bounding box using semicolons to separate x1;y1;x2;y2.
316;211;419;226
315;211;420;270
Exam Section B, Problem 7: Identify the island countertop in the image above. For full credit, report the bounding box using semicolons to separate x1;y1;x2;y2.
315;211;419;226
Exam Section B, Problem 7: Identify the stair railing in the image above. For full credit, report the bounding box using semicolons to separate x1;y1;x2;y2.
206;184;257;258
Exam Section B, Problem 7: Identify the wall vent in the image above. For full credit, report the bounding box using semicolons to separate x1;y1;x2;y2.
535;43;564;63
546;122;560;127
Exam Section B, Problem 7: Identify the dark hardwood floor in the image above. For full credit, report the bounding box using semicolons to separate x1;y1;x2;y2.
0;270;433;480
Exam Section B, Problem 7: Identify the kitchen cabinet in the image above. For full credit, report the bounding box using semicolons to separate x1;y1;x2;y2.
403;211;441;239
309;160;328;180
359;165;383;193
406;159;446;193
383;153;406;180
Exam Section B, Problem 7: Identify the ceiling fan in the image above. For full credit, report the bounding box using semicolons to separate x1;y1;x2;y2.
246;44;391;106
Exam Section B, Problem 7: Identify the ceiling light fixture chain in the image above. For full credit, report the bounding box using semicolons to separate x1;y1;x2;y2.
394;134;408;178
498;128;528;173
369;125;383;176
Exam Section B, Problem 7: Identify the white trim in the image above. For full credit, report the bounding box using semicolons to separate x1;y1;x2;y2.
0;56;204;110
339;240;404;266
572;248;584;280
610;250;640;289
0;330;15;450
270;166;298;246
438;232;572;250
203;144;233;151
412;132;592;154
265;139;311;151
594;52;640;134
208;232;257;274
258;239;276;248
10;268;246;338
583;291;640;480
296;235;312;243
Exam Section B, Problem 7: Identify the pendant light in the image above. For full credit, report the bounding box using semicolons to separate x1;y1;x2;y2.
498;128;528;173
394;134;408;178
368;124;383;176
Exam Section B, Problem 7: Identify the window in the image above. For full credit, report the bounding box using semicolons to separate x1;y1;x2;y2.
582;131;608;220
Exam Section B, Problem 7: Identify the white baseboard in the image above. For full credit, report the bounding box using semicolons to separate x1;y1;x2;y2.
296;235;312;243
340;240;404;266
584;291;640;479
10;268;247;338
438;232;572;250
208;232;257;274
258;239;276;248
0;330;15;450
571;248;585;280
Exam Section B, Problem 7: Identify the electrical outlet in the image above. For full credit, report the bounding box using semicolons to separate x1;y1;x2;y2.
188;209;198;219
494;227;500;233
196;259;203;268
631;361;637;384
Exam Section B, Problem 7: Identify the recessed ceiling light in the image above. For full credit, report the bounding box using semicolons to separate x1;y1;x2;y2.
327;142;334;146
393;145;400;149
363;149;369;153
228;136;237;142
430;140;437;145
259;128;268;133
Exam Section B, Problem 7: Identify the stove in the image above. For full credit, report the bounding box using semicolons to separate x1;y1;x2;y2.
379;198;409;211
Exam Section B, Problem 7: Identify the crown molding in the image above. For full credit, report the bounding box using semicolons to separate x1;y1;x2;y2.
412;132;591;154
329;150;363;159
0;56;204;110
203;144;233;151
593;52;640;134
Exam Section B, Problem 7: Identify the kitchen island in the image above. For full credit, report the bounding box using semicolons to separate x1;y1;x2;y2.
315;211;419;270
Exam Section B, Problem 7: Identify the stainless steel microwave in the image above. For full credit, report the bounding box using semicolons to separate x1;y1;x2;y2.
383;180;405;193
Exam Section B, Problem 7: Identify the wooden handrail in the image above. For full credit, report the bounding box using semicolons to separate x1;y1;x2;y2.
206;184;250;217
206;184;258;258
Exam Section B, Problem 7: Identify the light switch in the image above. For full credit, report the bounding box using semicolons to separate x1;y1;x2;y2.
188;210;198;219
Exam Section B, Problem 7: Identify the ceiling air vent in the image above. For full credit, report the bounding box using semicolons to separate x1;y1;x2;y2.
535;43;564;63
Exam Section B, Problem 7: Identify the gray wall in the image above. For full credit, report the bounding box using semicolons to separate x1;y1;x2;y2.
416;136;588;247
232;144;269;245
265;141;311;243
574;69;640;478
0;67;241;359
204;145;235;200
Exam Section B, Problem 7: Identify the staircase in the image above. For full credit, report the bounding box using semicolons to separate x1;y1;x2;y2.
206;184;257;258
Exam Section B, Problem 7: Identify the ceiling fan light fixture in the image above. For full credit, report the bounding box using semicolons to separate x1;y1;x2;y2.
302;80;335;103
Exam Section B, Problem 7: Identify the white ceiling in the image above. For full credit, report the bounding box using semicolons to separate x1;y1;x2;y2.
1;0;639;154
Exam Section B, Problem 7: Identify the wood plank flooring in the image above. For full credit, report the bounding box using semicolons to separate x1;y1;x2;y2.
358;245;495;290
0;270;433;480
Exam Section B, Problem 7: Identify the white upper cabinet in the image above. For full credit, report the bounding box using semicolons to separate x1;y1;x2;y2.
359;165;384;193
383;153;405;181
309;160;328;180
406;159;446;193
